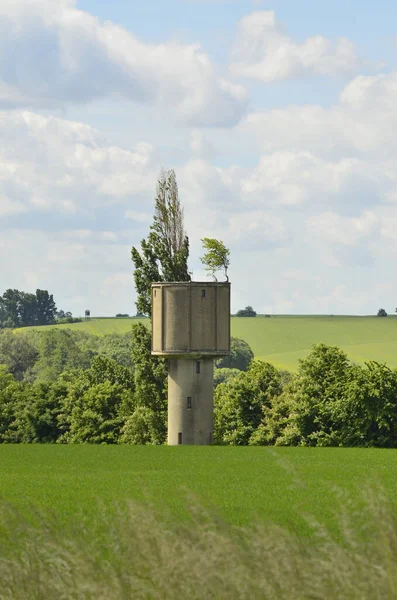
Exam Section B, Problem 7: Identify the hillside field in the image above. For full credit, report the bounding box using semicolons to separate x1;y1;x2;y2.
17;315;397;371
1;446;397;536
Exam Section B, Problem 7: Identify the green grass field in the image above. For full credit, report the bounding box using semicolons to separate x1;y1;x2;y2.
18;315;397;371
1;446;396;536
2;446;397;598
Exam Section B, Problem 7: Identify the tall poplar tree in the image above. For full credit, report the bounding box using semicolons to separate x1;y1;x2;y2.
131;169;190;317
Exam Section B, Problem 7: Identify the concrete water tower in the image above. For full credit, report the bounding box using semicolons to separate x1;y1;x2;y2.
151;281;231;445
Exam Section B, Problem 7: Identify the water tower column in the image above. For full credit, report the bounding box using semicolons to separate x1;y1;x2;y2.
168;358;214;446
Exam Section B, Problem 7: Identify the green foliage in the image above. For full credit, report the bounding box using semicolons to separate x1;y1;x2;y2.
269;344;352;447
28;329;95;382
56;317;82;324
236;305;257;317
257;345;397;448
377;308;387;317
215;337;253;371
0;288;57;328
334;362;397;447
0;330;38;381
131;322;167;442
35;289;57;325
131;240;160;318
97;332;134;369
11;381;68;443
131;169;190;316
0;366;24;442
59;382;130;444
0;328;135;384
120;406;166;444
214;361;282;445
213;367;241;388
200;237;230;281
58;356;135;444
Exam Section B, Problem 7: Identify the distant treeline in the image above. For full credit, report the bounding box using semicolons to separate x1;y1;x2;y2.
0;288;80;328
1;325;397;447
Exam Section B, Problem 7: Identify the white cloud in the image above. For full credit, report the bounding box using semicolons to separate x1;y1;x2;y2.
228;211;287;244
239;151;391;213
0;0;247;126
306;211;379;246
340;72;397;112
0;110;156;217
230;11;362;82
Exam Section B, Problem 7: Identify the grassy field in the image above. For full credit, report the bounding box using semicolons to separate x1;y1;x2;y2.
17;315;397;371
1;445;397;535
2;446;397;598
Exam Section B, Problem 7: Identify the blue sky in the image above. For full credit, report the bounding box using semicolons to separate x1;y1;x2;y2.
1;0;397;315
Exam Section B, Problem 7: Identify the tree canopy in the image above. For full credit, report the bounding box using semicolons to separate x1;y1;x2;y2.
0;288;58;328
236;306;257;317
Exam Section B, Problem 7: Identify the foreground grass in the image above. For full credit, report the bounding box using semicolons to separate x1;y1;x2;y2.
1;488;397;599
2;447;397;598
1;446;397;538
16;315;397;371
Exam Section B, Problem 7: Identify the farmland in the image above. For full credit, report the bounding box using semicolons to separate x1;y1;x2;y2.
17;315;397;371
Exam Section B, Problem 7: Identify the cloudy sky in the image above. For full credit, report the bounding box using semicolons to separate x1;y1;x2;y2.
1;0;397;316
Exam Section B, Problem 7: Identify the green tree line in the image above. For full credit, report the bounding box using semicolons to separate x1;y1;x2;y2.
1;333;397;446
0;288;58;328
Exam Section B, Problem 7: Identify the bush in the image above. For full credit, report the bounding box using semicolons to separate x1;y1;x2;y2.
377;308;387;317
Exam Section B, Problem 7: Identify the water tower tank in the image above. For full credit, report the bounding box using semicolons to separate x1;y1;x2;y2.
151;281;230;357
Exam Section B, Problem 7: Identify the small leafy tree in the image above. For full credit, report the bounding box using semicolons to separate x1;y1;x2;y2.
377;308;387;317
200;238;230;282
